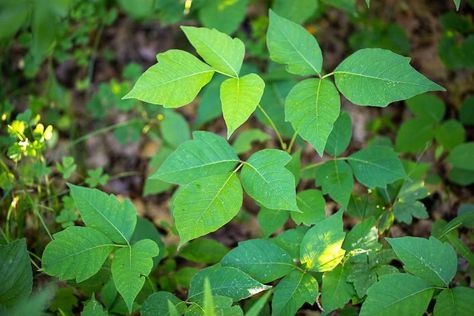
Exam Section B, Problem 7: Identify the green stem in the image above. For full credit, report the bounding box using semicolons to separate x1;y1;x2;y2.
446;234;474;266
287;131;298;153
29;197;53;241
109;171;141;180
66;119;138;151
321;72;335;79
257;104;286;150
301;157;348;171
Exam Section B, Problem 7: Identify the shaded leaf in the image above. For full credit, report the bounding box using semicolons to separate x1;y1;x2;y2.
348;145;406;188
271;270;318;316
316;160;353;208
360;273;434;316
189;267;270;302
111;239;159;313
434;287;474;316
386;236;457;287
0;239;32;307
221;239;295;283
241;149;299;211
42;226;114;282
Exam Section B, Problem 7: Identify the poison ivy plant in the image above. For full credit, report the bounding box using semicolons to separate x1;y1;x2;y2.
0;239;33;307
41;185;160;313
11;4;471;316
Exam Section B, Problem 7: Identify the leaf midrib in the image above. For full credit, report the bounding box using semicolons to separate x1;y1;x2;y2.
156;159;240;179
275;26;320;75
48;244;115;266
82;198;130;245
192;36;239;77
334;70;428;87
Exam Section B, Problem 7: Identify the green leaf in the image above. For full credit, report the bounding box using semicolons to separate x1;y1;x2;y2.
343;217;380;252
221;239;295;283
159;109;191;147
345;251;398;298
446;142;474;171
406;94;445;123
396;118;435;153
245;290;272;316
221;73;265;137
111;239;159;313
203;278;216;316
448;167;474;186
131;216;166;266
189;266;270;302
287;149;302;184
181;26;245;77
271;0;318;23
5;285;56;316
334;48;445;106
42;226;114;282
360;273;434;316
348;145;406;188
460;95;474;126
124;50;214;107
152;131;240;185
321;265;354;313
315;160;353;208
186;295;243;316
84;167;109;188
172;173;243;245
195;75;225;128
300;211;346;272
271;270;318;316
0;0;30;40
435;120;466;150
256;80;295;138
198;0;248;34
285;78;341;156
454;0;461;10
241;149;299;211
0;239;32;307
291;189;326;226
386;236;457;287
393;201;429;224
434;287;474;316
325;112;352;157
68;184;137;244
56;156;76;179
267;9;323;76
142;292;186;316
258;208;289;238
81;295;107;316
179;238;229;264
232;129;270;154
272;227;309;260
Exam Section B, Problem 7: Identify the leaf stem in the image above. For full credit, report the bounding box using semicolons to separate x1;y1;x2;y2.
321;72;335;79
67;119;139;150
301;161;325;171
301;157;348;171
257;104;286;150
286;131;298;153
